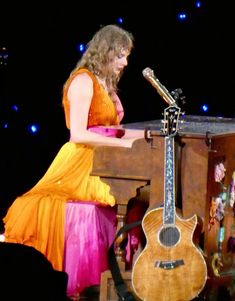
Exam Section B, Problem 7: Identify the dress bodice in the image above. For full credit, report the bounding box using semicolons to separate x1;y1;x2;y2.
62;68;119;129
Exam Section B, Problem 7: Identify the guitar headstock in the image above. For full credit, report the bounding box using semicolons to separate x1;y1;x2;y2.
161;105;182;137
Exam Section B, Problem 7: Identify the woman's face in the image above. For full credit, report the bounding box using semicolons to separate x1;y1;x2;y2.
109;49;130;75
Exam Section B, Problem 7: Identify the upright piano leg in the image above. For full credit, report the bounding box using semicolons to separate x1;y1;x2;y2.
115;204;128;271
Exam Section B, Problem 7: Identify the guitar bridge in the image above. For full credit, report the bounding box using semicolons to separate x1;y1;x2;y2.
155;259;184;270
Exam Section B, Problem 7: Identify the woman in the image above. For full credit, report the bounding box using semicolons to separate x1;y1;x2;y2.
3;24;144;298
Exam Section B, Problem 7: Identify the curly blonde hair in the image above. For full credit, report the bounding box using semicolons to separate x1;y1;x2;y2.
70;24;134;94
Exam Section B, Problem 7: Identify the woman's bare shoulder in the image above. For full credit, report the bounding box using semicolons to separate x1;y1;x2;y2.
72;71;93;86
68;72;94;97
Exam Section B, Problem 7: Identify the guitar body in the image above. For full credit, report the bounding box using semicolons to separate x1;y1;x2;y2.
132;207;207;301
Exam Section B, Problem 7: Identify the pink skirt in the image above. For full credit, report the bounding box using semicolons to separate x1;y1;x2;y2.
64;201;117;296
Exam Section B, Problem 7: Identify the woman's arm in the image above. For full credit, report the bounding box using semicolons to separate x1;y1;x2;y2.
68;73;142;148
122;128;145;139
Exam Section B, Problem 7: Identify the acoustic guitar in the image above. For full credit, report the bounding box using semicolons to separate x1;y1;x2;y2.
132;104;208;301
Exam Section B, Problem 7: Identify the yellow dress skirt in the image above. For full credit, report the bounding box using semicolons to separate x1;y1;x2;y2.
3;141;116;295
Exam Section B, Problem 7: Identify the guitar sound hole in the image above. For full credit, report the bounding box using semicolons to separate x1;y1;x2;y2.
159;226;180;247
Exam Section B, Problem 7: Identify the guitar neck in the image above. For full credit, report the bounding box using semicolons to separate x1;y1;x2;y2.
164;136;176;225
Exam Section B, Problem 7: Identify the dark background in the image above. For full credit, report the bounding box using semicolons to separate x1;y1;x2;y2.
0;1;235;228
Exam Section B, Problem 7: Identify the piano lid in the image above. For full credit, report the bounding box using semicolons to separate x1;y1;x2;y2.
123;115;235;136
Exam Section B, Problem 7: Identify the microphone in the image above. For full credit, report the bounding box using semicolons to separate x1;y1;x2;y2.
142;67;176;106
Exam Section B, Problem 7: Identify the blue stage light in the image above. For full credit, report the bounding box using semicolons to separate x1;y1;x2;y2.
77;43;86;53
201;104;208;112
117;17;123;24
177;12;187;21
28;124;39;135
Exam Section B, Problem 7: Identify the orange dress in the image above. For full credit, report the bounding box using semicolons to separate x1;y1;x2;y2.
3;68;120;272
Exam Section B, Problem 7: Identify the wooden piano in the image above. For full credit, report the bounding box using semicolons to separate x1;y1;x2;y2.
91;115;235;301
